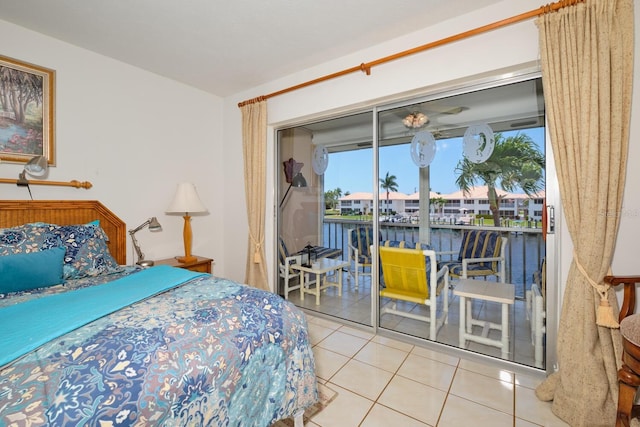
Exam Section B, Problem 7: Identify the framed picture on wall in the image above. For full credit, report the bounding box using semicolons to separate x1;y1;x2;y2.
0;55;55;165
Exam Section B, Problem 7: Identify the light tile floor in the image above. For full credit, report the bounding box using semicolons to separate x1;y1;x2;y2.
288;273;543;369
304;313;568;427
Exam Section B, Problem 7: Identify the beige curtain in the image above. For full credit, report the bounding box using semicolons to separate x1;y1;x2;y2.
534;0;634;425
240;99;269;290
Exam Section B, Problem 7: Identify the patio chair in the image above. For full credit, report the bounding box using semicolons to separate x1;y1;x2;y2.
439;229;507;283
278;236;342;299
378;246;449;340
378;240;431;284
347;226;378;290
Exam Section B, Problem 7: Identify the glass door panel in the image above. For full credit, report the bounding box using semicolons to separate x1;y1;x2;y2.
277;111;374;326
376;78;547;368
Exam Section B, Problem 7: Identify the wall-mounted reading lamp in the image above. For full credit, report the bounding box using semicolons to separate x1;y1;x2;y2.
279;158;307;208
17;156;48;199
17;156;49;184
0;155;93;191
129;217;162;267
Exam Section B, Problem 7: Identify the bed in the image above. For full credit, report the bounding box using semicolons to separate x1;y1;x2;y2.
0;200;317;427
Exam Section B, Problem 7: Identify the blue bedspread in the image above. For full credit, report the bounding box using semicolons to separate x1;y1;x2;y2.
0;269;318;426
0;266;204;366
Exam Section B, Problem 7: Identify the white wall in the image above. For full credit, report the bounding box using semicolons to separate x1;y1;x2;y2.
222;0;640;317
2;0;638;311
0;19;228;275
224;0;543;282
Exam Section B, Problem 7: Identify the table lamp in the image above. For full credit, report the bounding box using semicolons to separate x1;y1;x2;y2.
166;182;208;263
129;217;162;266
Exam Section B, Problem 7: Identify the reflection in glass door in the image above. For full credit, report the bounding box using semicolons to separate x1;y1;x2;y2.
277;112;374;326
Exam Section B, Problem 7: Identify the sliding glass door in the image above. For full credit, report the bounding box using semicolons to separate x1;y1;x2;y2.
276;70;552;370
375;77;547;368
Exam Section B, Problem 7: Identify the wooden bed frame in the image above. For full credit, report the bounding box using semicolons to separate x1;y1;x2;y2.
0;200;127;265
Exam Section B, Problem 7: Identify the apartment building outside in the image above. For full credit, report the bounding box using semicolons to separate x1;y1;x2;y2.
338;185;545;221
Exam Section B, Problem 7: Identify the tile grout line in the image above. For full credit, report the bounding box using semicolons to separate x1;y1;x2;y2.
309;314;547;426
317;324;427;426
433;357;463;427
317;322;452;426
357;337;421;426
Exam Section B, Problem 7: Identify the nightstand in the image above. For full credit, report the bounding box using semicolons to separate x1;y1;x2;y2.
154;255;214;273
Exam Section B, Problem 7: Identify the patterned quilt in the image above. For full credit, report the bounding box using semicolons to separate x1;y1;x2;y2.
0;271;318;426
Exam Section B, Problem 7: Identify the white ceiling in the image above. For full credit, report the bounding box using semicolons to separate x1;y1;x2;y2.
0;0;503;97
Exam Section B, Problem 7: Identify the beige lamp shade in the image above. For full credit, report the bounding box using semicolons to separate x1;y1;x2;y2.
166;182;208;214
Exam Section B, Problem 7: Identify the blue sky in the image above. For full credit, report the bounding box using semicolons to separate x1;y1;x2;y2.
323;128;545;196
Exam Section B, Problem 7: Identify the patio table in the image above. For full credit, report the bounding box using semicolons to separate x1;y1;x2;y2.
453;278;515;358
290;258;349;305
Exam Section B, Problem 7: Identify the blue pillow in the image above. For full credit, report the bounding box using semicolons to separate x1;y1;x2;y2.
0;246;66;293
44;224;120;279
0;222;53;256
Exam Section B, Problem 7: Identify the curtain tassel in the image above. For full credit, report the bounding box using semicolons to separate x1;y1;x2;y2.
253;243;262;264
574;253;620;328
597;297;620;329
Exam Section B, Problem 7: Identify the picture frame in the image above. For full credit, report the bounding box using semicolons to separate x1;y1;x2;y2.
0;55;55;165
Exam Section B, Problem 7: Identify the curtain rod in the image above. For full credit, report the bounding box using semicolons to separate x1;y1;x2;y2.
0;178;93;189
238;0;584;107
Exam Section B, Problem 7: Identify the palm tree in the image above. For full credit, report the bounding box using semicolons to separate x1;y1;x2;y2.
455;132;544;226
430;194;446;216
379;172;399;214
324;189;336;210
334;187;342;210
324;187;344;212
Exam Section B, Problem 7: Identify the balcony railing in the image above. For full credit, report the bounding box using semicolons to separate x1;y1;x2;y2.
323;218;544;299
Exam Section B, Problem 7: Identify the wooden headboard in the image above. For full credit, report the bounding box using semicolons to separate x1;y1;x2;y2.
0;200;127;265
